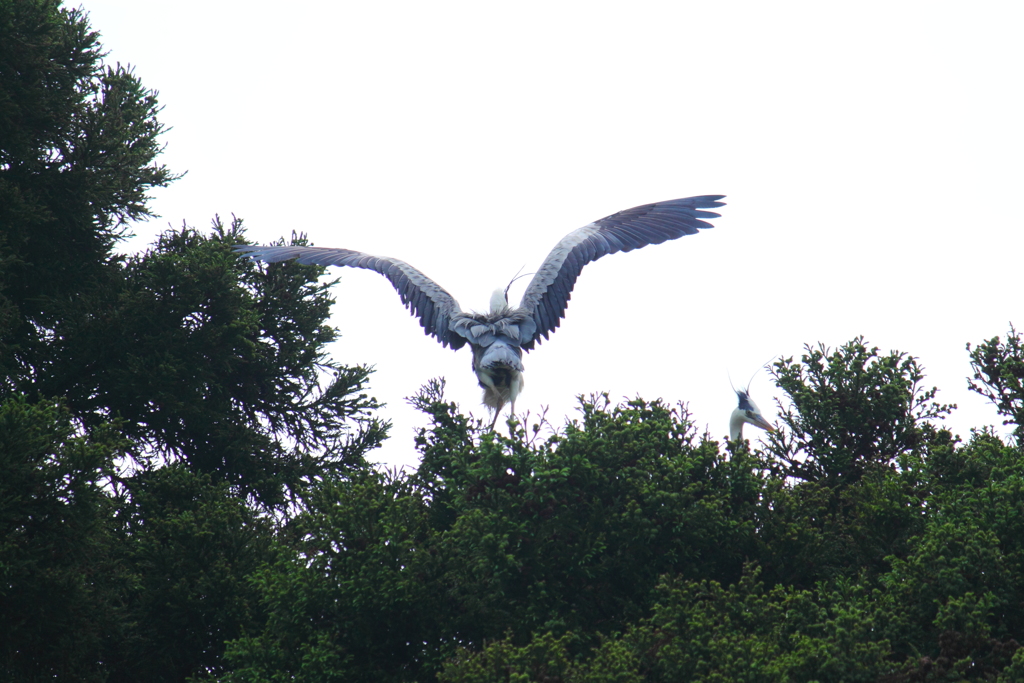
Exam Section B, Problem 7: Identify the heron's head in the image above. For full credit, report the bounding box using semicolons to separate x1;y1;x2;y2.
490;288;510;314
730;388;775;441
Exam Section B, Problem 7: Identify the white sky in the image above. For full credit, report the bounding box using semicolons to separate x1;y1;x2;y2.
83;1;1023;470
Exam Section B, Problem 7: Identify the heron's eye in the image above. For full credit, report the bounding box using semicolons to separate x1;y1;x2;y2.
746;411;756;418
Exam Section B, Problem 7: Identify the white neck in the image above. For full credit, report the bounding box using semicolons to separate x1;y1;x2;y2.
729;409;744;441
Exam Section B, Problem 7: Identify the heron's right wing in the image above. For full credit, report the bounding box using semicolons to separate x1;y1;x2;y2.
234;245;467;349
517;195;725;349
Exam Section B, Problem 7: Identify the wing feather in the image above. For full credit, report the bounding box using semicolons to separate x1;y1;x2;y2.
517;195;724;349
233;245;467;349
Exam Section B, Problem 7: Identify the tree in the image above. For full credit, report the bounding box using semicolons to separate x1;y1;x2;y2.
745;339;954;590
1;1;385;507
1;4;387;681
968;324;1024;441
764;337;953;486
0;0;176;388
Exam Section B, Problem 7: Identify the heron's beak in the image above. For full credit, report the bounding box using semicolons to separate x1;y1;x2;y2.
749;413;776;433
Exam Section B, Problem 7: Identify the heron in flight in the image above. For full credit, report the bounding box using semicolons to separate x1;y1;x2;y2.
730;388;775;441
235;195;724;428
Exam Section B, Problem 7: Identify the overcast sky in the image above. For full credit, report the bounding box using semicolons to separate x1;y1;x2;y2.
81;1;1023;470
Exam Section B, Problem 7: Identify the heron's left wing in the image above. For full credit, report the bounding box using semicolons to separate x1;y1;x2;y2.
233;245;468;349
516;195;724;350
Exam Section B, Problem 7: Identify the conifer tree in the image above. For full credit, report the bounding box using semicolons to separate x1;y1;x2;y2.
1;4;385;680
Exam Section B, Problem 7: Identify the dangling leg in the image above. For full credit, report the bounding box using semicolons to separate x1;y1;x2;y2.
507;371;524;427
488;396;505;430
475;360;501;430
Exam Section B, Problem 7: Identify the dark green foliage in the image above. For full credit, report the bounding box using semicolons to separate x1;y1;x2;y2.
765;338;953;485
207;331;1024;682
433;396;1024;682
220;471;442;683
754;339;955;589
441;569;892;683
111;465;274;683
0;396;129;682
427;393;762;644
439;631;580;683
968;325;1024;440
754;458;929;589
0;0;177;385
874;428;1024;677
38;218;386;505
3;0;385;508
1;4;384;681
218;388;764;682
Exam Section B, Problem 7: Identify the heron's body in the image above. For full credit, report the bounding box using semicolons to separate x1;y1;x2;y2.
467;293;526;423
234;195;725;428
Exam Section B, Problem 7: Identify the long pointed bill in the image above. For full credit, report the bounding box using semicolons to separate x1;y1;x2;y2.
748;413;776;433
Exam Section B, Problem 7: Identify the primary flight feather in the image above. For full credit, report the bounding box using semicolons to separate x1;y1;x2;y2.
235;195;725;428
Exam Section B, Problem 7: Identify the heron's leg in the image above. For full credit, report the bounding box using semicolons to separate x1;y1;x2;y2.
507;371;522;428
488;400;504;430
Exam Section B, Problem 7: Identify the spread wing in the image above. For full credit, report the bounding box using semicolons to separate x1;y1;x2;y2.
233;245;467;349
517;195;725;350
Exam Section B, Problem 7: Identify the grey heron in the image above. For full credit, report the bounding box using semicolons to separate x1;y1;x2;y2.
234;195;724;428
730;388;775;441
